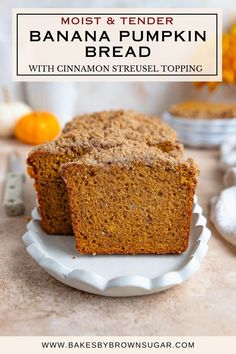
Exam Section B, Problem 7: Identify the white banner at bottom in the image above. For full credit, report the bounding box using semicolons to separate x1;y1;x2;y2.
0;336;235;354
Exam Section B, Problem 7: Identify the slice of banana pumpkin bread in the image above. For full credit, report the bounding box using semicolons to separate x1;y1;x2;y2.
27;110;183;235
62;144;199;254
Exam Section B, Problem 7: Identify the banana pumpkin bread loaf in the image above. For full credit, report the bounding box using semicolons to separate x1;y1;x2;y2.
62;144;198;254
27;110;183;235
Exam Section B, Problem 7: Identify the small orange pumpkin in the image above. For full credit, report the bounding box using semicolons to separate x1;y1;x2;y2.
14;111;61;145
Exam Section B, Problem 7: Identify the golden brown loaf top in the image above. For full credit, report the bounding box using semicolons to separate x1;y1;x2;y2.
63;109;176;135
63;142;197;174
169;101;236;119
28;109;183;159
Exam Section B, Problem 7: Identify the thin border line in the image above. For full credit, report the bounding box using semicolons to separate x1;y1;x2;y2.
216;13;218;76
16;12;219;77
16;14;18;76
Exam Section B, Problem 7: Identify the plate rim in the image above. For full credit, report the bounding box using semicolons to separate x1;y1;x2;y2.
22;197;211;297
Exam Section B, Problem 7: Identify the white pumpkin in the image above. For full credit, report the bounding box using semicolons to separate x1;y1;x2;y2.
0;101;32;137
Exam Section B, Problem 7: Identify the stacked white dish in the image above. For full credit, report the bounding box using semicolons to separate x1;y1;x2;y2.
162;111;236;148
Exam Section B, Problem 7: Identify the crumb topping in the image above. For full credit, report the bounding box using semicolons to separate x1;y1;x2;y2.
28;109;183;162
169;101;236;119
63;144;198;176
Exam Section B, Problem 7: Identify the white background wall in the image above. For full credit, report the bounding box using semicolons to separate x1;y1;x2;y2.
0;0;236;125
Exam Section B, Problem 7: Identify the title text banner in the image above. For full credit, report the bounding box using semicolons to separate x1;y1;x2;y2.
12;8;222;81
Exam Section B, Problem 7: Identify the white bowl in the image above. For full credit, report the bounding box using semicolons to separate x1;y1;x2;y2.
162;112;236;148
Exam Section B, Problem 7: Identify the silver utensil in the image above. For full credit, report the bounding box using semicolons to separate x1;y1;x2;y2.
3;151;25;216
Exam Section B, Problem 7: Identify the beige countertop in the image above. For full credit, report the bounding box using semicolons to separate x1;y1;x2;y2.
0;139;235;336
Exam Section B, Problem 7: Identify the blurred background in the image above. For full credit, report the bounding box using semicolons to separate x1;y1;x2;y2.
1;0;236;127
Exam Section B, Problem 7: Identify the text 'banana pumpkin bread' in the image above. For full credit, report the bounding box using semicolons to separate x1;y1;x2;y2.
27;110;184;236
61;144;198;254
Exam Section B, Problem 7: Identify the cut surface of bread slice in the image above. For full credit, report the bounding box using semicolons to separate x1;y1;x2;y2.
62;146;198;254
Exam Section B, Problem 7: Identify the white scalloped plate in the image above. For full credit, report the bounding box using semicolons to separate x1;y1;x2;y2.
22;197;211;297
